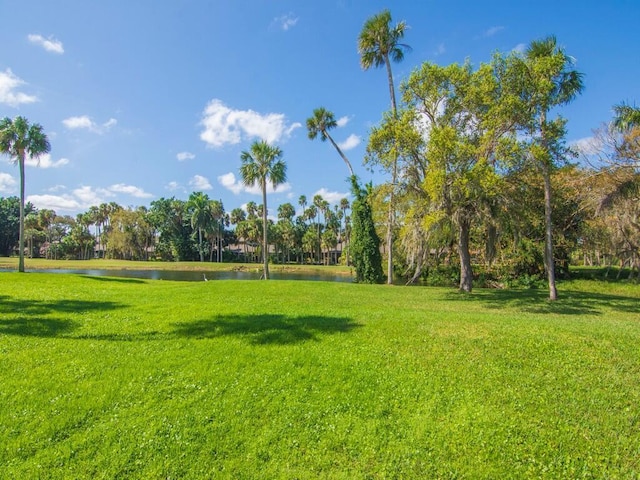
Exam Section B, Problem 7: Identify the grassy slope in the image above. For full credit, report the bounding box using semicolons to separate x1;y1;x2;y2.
1;273;639;479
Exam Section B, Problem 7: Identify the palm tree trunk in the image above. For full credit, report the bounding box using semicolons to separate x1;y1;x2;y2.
18;153;25;273
262;181;270;280
326;133;354;176
385;56;398;285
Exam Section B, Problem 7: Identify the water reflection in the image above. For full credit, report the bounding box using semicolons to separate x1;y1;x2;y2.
22;268;354;283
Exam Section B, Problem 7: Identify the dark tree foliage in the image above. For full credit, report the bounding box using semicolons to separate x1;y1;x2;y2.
0;196;34;256
349;177;384;284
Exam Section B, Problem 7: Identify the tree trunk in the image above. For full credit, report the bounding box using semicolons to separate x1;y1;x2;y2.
262;181;270;280
542;162;558;301
326;133;354;176
458;215;473;293
384;56;398;285
198;228;204;262
18;154;25;273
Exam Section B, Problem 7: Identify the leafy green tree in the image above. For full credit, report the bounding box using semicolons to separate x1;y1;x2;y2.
0;116;50;272
240;140;287;279
514;36;584;300
0;196;34;256
358;9;410;284
306;107;354;176
349;177;384;283
148;198;195;261
187;191;214;262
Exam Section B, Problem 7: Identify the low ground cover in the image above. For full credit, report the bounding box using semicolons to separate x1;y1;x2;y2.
1;272;638;478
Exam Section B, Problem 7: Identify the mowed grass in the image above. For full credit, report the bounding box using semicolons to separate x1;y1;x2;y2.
1;273;639;479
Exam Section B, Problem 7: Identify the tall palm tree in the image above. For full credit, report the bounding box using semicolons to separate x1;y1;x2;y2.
613;102;640;132
306;107;354;176
521;36;584;300
358;9;411;284
0;116;50;272
240;140;287;279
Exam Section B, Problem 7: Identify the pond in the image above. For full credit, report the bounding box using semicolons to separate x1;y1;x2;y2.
19;268;355;283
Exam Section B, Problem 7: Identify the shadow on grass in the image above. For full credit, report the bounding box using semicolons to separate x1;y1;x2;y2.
172;314;361;345
0;317;80;337
0;295;126;338
445;288;640;316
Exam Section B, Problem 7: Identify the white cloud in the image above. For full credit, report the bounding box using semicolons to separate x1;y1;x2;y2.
313;188;349;205
571;136;602;156
166;181;182;192
27;194;81;211
337;134;361;151
189;175;213;191
25;153;70;169
176;151;195;162
109;183;153;198
273;13;299;31
0;69;38;107
62;115;117;134
0;172;17;193
218;171;291;195
336;116;350;127
200;99;301;147
512;43;526;54
73;186;113;205
103;118;117;129
483;26;504;38
27;183;152;213
434;43;446;56
218;172;244;194
28;34;64;54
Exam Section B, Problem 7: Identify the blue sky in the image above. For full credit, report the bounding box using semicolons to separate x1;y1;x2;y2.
1;0;638;218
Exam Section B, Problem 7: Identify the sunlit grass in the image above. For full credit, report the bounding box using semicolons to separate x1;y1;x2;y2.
0;257;353;276
1;272;639;478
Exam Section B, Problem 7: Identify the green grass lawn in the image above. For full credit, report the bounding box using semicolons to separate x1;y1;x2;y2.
1;272;639;479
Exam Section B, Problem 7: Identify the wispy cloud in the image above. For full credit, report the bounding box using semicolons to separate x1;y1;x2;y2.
571;136;602;156
200;99;301;147
434;43;446;56
336;116;350;127
165;181;183;192
24;153;69;169
189;175;213;191
273;13;299;31
218;171;291;196
483;26;504;38
62;115;117;134
313;188;349;205
0;69;38;107
109;183;153;198
176;151;195;162
0;172;17;193
337;134;361;151
28;34;64;54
